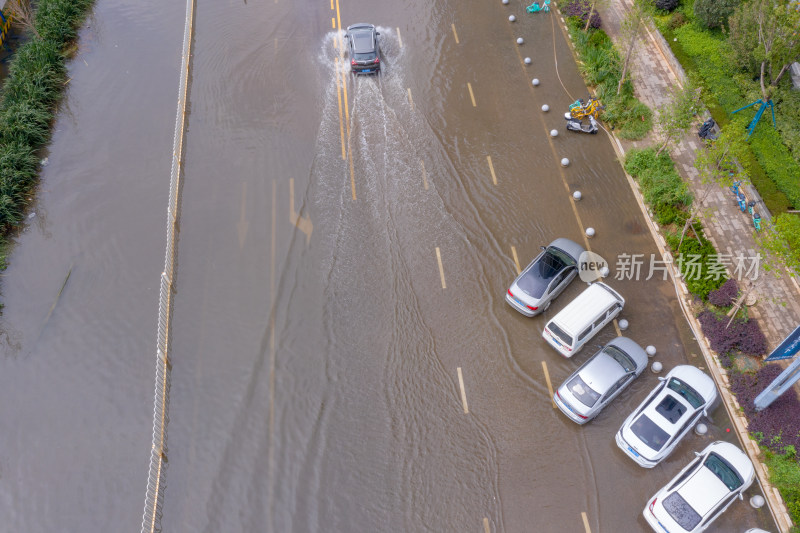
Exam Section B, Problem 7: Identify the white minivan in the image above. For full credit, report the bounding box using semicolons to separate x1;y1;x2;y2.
542;282;624;358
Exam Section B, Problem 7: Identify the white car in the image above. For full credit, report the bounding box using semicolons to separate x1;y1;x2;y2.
615;365;717;468
644;441;755;533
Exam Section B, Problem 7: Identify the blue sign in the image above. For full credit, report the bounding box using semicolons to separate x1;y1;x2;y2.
764;325;800;362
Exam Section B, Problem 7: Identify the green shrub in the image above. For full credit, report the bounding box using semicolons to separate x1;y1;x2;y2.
675;235;727;298
764;447;800;526
668;11;688;29
693;0;741;29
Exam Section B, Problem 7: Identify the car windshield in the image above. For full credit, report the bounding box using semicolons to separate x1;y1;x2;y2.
547;323;572;347
705;453;743;491
630;414;669;451
663;492;702;531
567;375;600;407
518;251;567;298
605;346;636;372
667;377;705;409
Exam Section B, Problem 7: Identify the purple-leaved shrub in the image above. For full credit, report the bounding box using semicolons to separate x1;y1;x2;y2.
708;279;739;308
562;0;602;29
730;364;800;453
697;310;768;356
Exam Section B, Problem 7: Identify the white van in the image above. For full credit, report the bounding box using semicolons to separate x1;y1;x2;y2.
542;282;624;358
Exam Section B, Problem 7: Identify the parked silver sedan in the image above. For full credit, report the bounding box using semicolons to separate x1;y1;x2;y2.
505;238;585;316
553;337;649;424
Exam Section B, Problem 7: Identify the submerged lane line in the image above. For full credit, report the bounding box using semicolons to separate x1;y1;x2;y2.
331;17;335;29
452;23;460;44
486;155;497;185
511;245;521;274
581;512;591;533
333;57;346;160
407;88;415;111
420;160;429;190
397;27;403;48
483;517;491;533
467;82;476;107
541;361;556;408
613;318;622;337
457;367;469;414
436;247;446;289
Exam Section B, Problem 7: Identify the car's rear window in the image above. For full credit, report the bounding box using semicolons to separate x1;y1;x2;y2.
667;377;705;409
605;346;636;372
630;414;669;451
705;453;743;491
567;375;600;407
547;323;573;347
518;251;566;297
663;492;702;531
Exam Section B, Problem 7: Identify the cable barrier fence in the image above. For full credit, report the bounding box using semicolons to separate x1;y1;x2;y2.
141;0;195;531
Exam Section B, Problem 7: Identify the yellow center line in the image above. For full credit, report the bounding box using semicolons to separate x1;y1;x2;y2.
511;245;521;274
436;247;446;289
483;517;491;533
452;23;460;44
348;148;356;200
335;0;342;33
613;318;622;337
486;155;497;185
407;88;414;110
467;82;477;107
420;160;429;190
330;0;333;9
581;512;591;533
457;367;469;414
541;361;556;408
333;57;346;160
341;64;351;142
397;27;403;48
331;17;335;29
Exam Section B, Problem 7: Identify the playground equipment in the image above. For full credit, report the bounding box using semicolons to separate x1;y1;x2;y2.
526;0;550;13
731;98;776;140
568;97;603;119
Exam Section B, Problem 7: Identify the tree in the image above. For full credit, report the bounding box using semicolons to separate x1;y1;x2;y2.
654;82;703;156
728;0;800;98
617;0;654;95
694;0;741;29
583;0;610;32
5;0;38;39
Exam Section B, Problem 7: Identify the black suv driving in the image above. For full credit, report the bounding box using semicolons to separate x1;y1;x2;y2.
345;24;381;74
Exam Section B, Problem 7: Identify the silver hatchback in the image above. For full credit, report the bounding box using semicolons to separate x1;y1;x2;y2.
554;337;649;424
506;237;585;316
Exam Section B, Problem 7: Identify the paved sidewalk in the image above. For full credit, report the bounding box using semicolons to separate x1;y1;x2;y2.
599;0;800;348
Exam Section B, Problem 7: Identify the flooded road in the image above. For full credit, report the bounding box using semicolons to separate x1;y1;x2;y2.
0;0;779;532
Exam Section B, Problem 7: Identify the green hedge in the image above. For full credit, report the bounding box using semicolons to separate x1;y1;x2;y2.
655;18;800;213
0;0;94;237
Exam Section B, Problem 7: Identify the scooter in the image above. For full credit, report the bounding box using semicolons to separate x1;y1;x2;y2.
564;113;598;134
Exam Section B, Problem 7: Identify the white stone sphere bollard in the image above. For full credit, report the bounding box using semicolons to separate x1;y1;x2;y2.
542;104;549;112
694;423;708;436
585;227;595;238
503;0;509;4
750;495;765;509
646;345;657;357
524;57;532;65
509;14;516;22
651;361;663;373
618;319;629;331
550;129;558;137
561;157;570;166
572;190;581;200
532;78;540;86
517;37;524;45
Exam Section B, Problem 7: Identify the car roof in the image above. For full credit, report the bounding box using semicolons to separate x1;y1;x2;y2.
579;351;627;393
547;282;623;335
548;237;585;262
675;442;754;516
347;23;376;32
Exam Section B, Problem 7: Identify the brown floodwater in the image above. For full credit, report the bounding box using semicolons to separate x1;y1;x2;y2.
0;0;779;532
